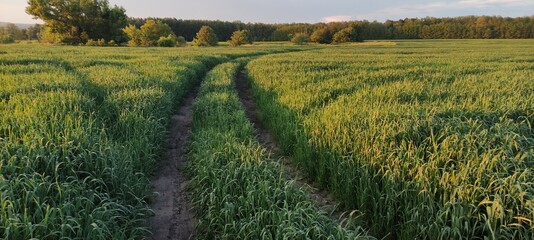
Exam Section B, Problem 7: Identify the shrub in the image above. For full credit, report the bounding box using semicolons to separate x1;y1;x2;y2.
311;28;332;44
85;39;98;46
39;26;62;44
157;34;177;47
108;40;118;46
229;30;252;46
97;38;106;46
176;36;187;47
0;35;15;44
140;20;173;46
123;24;142;46
290;33;311;45
86;39;107;46
123;20;173;47
192;26;218;47
333;27;361;43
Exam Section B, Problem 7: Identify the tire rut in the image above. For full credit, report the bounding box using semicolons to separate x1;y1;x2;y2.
147;82;200;240
234;69;349;223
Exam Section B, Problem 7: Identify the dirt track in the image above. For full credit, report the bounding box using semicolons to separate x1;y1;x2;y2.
147;84;199;240
234;69;345;221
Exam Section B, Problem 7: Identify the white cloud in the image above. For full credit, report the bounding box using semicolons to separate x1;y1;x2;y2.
322;15;352;23
355;2;448;21
355;0;534;21
458;0;532;7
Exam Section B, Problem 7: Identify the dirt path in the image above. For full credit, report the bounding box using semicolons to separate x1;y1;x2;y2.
234;69;346;221
147;84;200;240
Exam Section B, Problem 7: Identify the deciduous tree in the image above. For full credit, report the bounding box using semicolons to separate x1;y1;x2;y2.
229;29;252;46
123;24;142;46
333;26;360;43
192;26;218;46
139;20;173;46
290;33;310;45
311;27;332;44
26;0;128;44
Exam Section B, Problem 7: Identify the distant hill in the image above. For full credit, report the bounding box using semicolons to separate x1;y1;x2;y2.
0;22;38;29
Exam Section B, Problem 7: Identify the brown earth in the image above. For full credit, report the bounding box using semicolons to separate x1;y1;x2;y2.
147;84;199;240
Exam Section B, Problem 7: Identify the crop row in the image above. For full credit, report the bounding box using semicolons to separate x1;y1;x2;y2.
0;46;227;239
189;60;370;239
0;44;302;239
246;40;534;239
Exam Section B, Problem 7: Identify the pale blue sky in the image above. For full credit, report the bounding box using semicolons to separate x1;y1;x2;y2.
1;0;533;24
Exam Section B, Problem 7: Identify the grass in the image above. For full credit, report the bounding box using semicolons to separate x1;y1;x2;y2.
0;44;300;239
2;39;532;239
189;59;370;239
246;39;534;239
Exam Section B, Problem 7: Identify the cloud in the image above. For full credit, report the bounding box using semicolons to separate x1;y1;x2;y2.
458;0;533;7
355;0;534;21
322;15;352;23
354;2;448;21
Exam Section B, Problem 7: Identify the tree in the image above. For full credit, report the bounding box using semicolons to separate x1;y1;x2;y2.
123;24;142;46
311;27;332;44
26;0;128;44
0;28;15;44
4;23;24;40
290;33;310;45
105;6;129;43
25;24;42;40
157;34;177;47
123;20;174;47
139;20;173;46
333;26;361;43
39;26;61;43
0;23;23;43
176;36;186;47
192;26;218;46
229;29;252;46
124;15;534;43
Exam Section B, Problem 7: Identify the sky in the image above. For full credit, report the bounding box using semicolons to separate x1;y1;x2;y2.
1;0;533;24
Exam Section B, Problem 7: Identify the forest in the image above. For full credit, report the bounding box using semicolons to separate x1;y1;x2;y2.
2;15;534;44
141;15;534;41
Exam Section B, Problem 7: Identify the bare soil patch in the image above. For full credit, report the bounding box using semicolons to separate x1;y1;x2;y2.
147;84;200;240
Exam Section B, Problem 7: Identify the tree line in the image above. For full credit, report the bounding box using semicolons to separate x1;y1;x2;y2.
146;16;534;42
0;23;40;43
4;0;532;46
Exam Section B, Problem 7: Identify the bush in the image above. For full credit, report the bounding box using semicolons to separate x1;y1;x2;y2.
123;20;173;47
140;20;173;46
332;28;352;43
0;35;15;44
39;26;62;44
176;36;187;47
229;30;252;46
157;34;177;47
85;39;98;46
85;39;107;46
311;28;332;44
333;27;361;43
192;26;218;47
123;24;142;46
108;40;118;46
290;33;311;45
